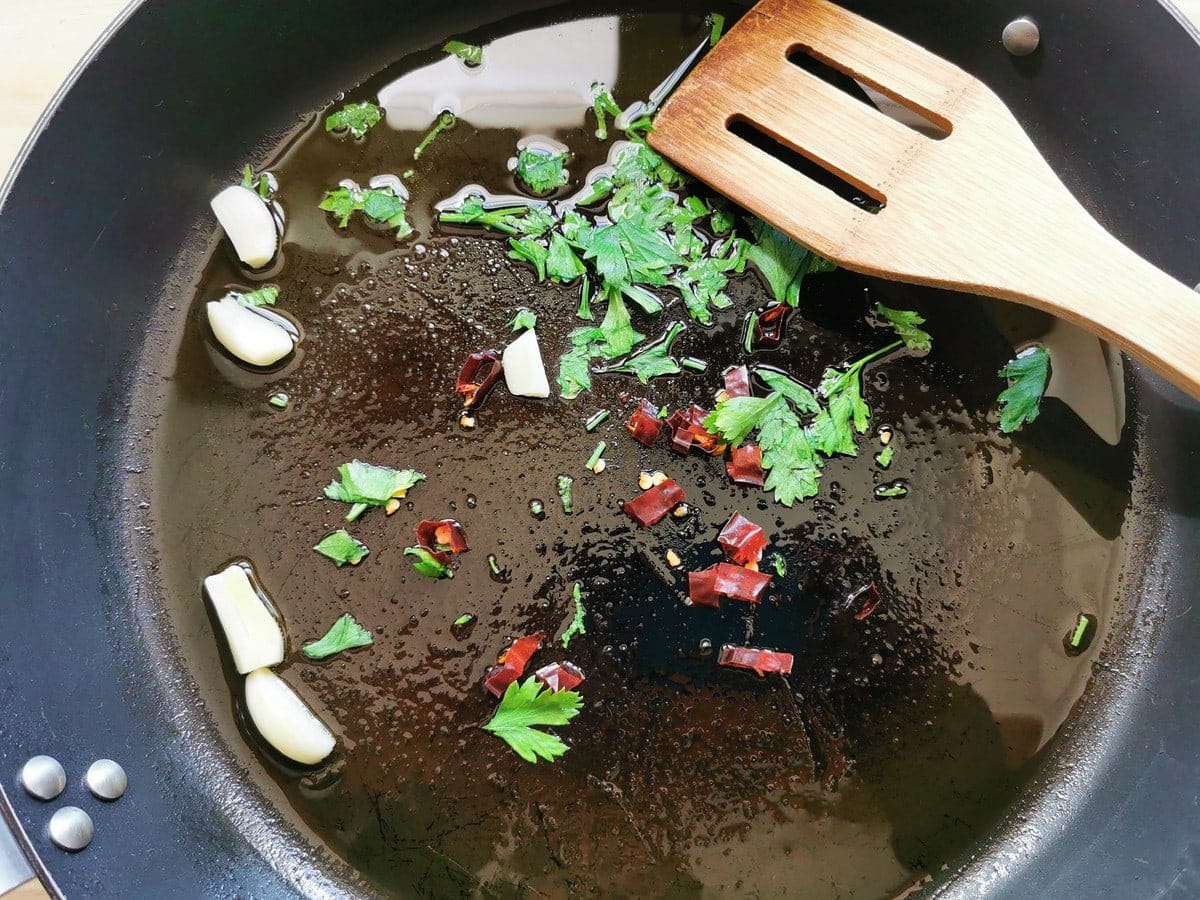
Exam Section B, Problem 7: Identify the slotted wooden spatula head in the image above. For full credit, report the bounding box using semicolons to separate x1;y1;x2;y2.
649;0;1200;399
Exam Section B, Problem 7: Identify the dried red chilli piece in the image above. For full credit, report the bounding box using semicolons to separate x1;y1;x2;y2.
415;519;469;564
622;479;686;528
483;632;544;697
718;645;794;676
725;444;765;487
688;562;772;606
535;661;585;692
723;365;751;398
687;566;721;608
456;349;503;408
717;512;768;566
847;582;882;621
625;398;663;448
754;303;790;348
666;405;725;456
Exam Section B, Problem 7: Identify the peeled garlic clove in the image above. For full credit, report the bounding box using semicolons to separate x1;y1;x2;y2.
502;328;550;398
203;563;285;674
243;668;336;765
207;297;294;367
210;184;279;269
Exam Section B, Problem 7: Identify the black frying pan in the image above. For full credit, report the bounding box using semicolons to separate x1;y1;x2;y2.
0;0;1197;896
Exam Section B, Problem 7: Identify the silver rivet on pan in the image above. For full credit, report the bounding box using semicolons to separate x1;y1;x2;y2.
1002;17;1040;56
84;759;127;801
47;807;93;852
19;756;66;801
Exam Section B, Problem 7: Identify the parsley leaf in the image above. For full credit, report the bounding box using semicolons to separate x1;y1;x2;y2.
875;303;932;352
404;546;454;579
757;369;820;414
438;195;550;237
811;341;900;457
561;584;586;647
320;185;413;239
997;346;1050;433
595;294;643;359
598;321;685;384
591;82;623;140
482;676;582;763
325;101;382;139
241;164;271;199
443;40;483;66
704;393;785;446
876;445;895;468
230;285;279;308
545;232;586;283
302;614;373;660
557;334;595;400
508;237;549;280
313;530;369;567
707;12;727;45
508;308;537;332
516;148;569;195
324;460;426;521
744;219;834;306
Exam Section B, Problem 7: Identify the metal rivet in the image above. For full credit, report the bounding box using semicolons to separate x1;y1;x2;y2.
1002;17;1040;56
20;756;66;801
47;807;93;852
84;759;127;801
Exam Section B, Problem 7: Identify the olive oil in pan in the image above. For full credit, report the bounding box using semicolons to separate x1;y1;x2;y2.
152;7;1134;897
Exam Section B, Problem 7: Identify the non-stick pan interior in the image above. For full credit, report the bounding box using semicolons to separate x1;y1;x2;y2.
0;1;1197;897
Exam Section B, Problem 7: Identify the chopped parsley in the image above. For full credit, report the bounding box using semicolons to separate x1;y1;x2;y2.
443;40;483;66
453;614;474;627
413;111;456;160
438;196;552;236
707;12;727;45
325;101;382;139
267;392;289;409
598;321;685;383
561;583;586;647
875;303;932;352
404;546;454;579
319;185;413;239
744;219;834;306
876;445;895;468
313;529;369;567
302;614;373;660
241;165;271;199
482;676;582;763
772;553;787;577
997;345;1050;433
811;341;901;457
324;460;426;521
230;285;279;307
875;482;909;499
516;147;569;195
591;82;623;141
557;474;574;514
507;308;537;332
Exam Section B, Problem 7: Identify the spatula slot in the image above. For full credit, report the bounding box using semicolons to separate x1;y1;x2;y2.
786;46;952;140
726;115;885;213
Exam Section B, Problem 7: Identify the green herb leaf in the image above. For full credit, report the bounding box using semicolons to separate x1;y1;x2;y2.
703;393;785;447
318;187;359;228
241;165;271;198
517;148;569;195
598;321;684;383
546;232;586;283
558;336;595;400
454;614;474;627
302;613;373;660
507;308;537;332
508;237;550;281
325;101;382;139
482;676;583;763
557;474;574;513
997;346;1050;433
561;583;587;648
320;185;413;239
404;546;454;579
324;460;426;520
811;341;900;457
874;303;932;353
413;111;456;160
443;40;483;66
757;369;820;414
313;529;370;567
744;219;834;306
268;392;289;409
876;445;895;468
595;294;643;359
231;285;279;307
772;553;787;577
707;12;727;45
591;82;623;140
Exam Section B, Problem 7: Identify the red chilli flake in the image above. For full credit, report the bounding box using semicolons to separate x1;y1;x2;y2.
725;444;765;487
456;349;503;408
717;512;768;566
665;405;725;456
723;365;751;398
484;632;544;697
688;562;772;607
622;479;686;528
416;519;469;564
626;398;663;448
718;645;794;676
535;661;585;692
847;582;883;621
754;303;790;348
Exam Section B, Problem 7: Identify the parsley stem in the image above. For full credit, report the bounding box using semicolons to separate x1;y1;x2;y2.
681;357;708;373
585;442;607;470
584;409;609;431
557;475;574;513
413;111;456;160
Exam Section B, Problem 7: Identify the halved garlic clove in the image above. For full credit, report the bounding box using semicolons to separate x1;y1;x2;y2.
210;184;279;269
203;563;286;674
502;328;550;398
243;668;336;765
206;297;294;367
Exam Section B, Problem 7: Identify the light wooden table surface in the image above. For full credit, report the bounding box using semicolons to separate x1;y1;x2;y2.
0;1;1197;897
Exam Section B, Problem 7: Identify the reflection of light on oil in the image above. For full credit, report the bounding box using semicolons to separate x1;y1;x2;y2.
378;17;620;132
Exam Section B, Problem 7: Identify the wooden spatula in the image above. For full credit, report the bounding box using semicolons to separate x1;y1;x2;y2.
649;0;1200;399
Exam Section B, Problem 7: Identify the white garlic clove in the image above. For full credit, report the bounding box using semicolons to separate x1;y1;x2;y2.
206;297;294;367
210;184;279;269
502;328;550;398
243;668;336;765
203;563;285;674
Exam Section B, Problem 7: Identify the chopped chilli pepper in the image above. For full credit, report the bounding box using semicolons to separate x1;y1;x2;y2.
484;632;544;697
718;645;794;676
622;479;686;528
666;405;725;455
847;582;882;621
753;303;790;348
688;562;772;607
723;365;751;398
718;512;768;566
725;444;765;487
535;661;585;692
456;349;503;408
626;398;663;447
416;519;469;564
